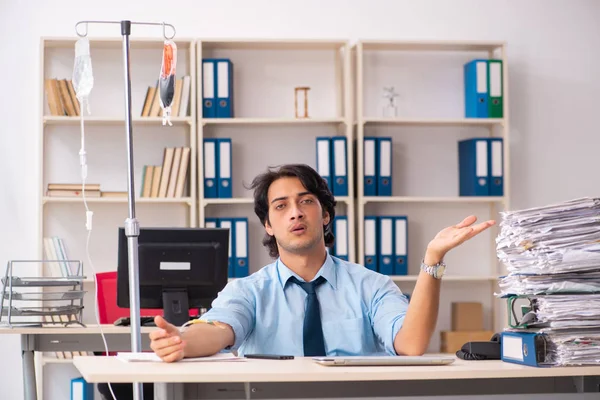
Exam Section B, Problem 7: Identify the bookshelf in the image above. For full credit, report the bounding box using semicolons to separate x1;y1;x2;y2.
354;40;509;352
39;35;197;311
196;39;356;272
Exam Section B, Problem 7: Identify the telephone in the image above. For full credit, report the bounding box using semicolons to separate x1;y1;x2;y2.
456;333;501;360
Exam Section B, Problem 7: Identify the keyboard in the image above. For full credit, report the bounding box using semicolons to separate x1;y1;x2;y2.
113;316;156;327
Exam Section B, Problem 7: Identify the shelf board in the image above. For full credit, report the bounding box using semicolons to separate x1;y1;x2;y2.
203;196;352;206
392;275;498;282
43;37;194;50
199;38;347;51
359;40;505;52
203;198;254;205
43;197;193;205
42;357;74;365
361;118;504;127
43;116;193;126
201;117;345;126
361;196;505;204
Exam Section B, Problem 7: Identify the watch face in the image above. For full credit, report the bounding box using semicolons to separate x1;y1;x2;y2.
436;264;446;277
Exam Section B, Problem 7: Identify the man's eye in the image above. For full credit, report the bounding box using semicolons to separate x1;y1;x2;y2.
302;198;314;204
275;204;285;210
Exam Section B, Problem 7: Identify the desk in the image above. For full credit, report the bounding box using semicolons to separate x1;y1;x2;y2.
0;325;155;400
73;356;600;400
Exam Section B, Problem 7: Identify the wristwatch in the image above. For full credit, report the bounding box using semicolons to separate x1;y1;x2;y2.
420;259;446;279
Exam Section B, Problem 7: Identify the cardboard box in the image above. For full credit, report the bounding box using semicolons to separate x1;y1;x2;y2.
451;302;483;331
440;330;494;354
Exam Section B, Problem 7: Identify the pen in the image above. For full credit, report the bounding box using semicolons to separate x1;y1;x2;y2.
244;354;294;360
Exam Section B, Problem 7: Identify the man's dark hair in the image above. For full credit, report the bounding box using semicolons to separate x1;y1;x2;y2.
247;164;337;258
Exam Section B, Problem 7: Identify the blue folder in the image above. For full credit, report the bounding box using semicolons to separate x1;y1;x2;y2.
378;216;394;275
464;59;489;118
377;137;392;196
203;138;219;198
458;138;489;196
488;138;504;196
363;137;377;196
217;218;234;277
217;138;232;198
215;58;234;118
364;216;378;271
331;137;348;196
501;331;548;367
233;218;249;277
202;59;217;118
393;216;408;275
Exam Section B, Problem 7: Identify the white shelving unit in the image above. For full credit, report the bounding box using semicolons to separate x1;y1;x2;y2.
196;39;356;271
354;40;509;351
38;36;197;400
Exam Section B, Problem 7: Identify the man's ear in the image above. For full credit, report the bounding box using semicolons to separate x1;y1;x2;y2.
264;219;274;236
322;211;330;227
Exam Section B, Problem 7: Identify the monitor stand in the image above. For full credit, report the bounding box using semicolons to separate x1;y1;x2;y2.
162;289;190;327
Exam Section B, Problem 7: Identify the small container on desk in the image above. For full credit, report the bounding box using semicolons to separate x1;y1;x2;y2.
0;259;87;328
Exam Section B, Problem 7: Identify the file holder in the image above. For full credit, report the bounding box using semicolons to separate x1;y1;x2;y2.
0;260;86;328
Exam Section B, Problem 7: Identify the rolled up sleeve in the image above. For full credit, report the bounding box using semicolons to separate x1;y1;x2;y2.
200;279;256;351
370;275;409;355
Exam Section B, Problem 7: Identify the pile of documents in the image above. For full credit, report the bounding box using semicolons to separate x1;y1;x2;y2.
496;197;600;366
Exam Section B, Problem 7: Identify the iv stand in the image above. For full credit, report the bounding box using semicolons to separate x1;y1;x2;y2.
75;19;176;400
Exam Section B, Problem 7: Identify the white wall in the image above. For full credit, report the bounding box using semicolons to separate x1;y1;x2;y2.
1;0;600;398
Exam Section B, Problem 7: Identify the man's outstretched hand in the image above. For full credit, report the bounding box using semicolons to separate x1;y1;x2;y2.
425;215;496;262
149;315;185;363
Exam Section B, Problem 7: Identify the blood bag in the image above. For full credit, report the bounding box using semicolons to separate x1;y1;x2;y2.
159;40;177;126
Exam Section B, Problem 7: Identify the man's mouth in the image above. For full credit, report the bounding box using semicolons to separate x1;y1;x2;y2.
291;224;306;234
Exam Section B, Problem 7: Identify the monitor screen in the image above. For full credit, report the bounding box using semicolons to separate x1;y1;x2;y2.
117;227;229;326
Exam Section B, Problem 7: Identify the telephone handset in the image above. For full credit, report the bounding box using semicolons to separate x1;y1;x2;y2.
456;333;502;360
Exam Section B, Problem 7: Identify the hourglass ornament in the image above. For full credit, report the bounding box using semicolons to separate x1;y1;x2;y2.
295;86;310;118
382;86;399;117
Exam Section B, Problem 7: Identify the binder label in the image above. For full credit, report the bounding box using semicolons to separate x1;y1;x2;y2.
220;140;231;179
490;62;502;97
502;335;524;361
217;61;229;98
395;219;407;255
204;141;216;179
491;140;502;177
380;140;391;177
317;139;330;176
364;139;375;176
476;140;488;177
336;218;348;256
333;139;346;176
476;61;487;93
203;62;214;98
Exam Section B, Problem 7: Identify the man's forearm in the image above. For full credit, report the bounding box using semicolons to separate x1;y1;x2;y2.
181;323;235;358
393;250;443;355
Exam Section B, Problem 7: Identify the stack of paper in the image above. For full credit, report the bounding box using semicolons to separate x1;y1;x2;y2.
496;197;600;366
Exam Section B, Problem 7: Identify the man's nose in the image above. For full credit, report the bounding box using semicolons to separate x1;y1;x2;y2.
290;204;304;220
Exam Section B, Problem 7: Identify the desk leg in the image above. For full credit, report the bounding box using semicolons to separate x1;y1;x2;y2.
154;383;184;400
21;335;37;400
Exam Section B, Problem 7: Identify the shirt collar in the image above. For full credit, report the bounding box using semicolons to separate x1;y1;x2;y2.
277;254;337;290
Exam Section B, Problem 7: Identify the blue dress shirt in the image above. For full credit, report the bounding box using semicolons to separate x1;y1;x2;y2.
200;254;409;356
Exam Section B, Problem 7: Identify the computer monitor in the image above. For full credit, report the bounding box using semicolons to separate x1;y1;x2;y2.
117;227;229;327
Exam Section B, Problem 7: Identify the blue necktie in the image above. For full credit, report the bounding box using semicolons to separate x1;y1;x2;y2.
289;276;327;356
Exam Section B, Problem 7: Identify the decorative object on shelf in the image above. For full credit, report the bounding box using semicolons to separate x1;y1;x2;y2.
294;86;310;118
381;86;399;118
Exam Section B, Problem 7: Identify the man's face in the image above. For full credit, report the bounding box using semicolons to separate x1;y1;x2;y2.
264;177;329;255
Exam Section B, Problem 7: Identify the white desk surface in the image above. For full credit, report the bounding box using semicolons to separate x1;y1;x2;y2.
0;324;156;334
73;355;600;383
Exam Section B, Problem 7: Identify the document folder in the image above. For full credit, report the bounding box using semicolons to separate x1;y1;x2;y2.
393;216;408;275
316;137;332;189
458;138;489;196
216;58;234;118
488;60;503;118
218;218;234;277
378;216;394;275
464;59;488;118
203;138;218;198
501;331;548;367
331;136;348;196
363;137;377;196
233;218;249;277
202;59;216;118
217;138;232;198
377;137;392;196
488;138;503;196
364;216;378;271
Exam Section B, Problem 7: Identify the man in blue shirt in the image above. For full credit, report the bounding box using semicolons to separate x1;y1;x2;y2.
149;164;495;361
